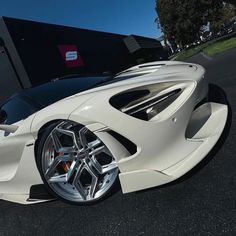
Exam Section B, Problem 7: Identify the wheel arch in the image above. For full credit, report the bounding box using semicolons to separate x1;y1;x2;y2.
34;119;64;159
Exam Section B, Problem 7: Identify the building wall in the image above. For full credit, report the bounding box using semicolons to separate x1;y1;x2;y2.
2;17;134;86
0;17;165;102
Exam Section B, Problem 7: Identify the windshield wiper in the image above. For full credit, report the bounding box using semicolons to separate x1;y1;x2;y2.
89;76;115;89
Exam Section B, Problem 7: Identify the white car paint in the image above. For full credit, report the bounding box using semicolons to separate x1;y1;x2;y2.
0;61;228;204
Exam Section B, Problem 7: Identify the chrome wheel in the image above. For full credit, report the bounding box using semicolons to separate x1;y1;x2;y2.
40;121;118;203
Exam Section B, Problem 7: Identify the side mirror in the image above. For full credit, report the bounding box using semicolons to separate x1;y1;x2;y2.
0;124;18;133
0;110;7;124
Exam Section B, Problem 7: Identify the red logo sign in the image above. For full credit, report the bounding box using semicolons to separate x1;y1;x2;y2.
58;45;84;68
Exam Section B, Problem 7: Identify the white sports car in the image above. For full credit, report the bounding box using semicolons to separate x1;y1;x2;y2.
0;61;228;204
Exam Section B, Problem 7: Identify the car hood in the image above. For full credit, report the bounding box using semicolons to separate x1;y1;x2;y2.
30;61;205;137
56;61;203;101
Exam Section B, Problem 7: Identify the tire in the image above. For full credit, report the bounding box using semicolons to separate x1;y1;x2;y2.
208;83;227;104
36;120;119;205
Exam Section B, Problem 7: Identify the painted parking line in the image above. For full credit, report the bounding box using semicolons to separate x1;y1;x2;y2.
200;52;213;61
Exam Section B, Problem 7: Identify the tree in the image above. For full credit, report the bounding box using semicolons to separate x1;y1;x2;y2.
156;0;223;47
225;0;236;6
210;3;236;33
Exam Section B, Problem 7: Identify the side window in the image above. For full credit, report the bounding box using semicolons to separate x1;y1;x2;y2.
1;98;35;124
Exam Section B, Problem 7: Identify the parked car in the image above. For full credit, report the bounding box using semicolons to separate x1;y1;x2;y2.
0;61;228;204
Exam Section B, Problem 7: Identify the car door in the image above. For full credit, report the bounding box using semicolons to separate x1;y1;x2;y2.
0;97;36;181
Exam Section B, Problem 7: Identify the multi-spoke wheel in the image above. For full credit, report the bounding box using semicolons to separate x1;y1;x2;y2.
36;121;119;204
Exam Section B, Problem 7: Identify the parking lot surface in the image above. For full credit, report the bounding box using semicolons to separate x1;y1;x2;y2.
0;49;236;236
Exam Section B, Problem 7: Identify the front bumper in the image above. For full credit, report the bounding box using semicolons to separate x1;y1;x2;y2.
119;102;228;193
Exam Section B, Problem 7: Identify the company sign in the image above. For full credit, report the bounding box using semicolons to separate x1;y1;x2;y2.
58;45;84;68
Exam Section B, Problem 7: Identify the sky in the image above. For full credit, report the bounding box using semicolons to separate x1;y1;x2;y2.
0;0;161;38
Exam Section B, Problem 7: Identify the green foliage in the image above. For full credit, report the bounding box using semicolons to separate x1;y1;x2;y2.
225;0;236;6
172;34;236;60
203;36;236;56
156;0;223;46
210;3;236;33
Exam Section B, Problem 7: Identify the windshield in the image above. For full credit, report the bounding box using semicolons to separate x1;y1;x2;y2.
23;76;111;107
1;73;144;124
22;72;145;108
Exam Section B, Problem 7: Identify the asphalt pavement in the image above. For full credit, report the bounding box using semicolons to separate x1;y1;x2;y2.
0;49;236;236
